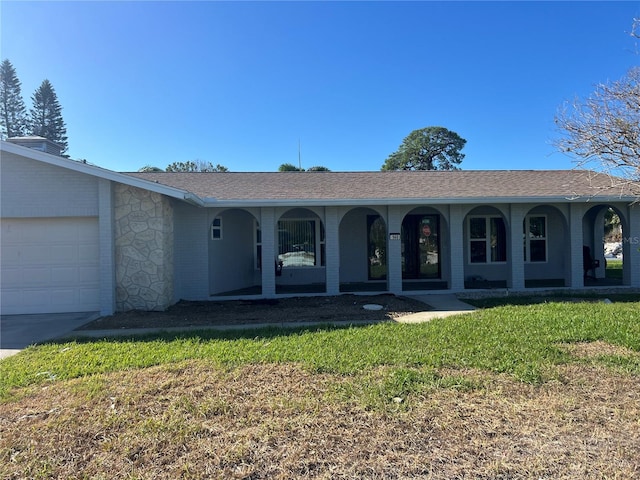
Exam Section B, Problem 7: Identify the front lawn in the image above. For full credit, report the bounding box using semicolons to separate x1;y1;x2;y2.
1;301;639;478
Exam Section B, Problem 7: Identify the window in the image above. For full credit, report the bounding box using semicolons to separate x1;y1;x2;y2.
211;217;222;240
469;216;506;263
255;221;262;269
524;215;547;262
278;219;325;267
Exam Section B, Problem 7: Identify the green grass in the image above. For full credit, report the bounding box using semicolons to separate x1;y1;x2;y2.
606;258;623;279
2;301;639;400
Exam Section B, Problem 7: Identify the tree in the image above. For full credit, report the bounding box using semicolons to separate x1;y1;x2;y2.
165;160;228;172
554;19;640;198
0;59;28;139
278;163;330;171
381;126;466;171
554;67;640;196
278;163;305;172
29;79;68;153
138;165;164;172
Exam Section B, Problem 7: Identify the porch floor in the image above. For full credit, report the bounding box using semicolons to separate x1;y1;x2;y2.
402;281;448;291
340;282;387;293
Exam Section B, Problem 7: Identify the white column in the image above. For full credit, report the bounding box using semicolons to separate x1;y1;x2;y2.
509;204;525;290
261;207;276;297
568;203;585;288
387;206;403;294
624;204;640;287
449;205;465;290
325;206;340;295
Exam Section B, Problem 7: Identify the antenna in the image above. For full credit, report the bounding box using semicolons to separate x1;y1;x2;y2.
298;139;302;171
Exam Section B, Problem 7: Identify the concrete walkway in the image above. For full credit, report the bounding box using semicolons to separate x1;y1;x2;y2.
399;294;476;323
0;295;476;359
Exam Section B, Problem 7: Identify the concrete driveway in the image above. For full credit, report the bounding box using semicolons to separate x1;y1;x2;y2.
0;312;99;359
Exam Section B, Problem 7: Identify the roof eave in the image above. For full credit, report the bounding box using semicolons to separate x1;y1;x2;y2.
1;141;203;204
198;194;636;208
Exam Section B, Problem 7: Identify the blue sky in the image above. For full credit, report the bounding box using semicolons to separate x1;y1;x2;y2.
2;1;638;172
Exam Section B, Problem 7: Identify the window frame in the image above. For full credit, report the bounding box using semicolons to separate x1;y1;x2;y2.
211;217;223;240
467;215;507;264
277;218;325;268
524;215;548;263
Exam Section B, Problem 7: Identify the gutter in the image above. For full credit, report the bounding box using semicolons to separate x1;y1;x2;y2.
195;195;638;208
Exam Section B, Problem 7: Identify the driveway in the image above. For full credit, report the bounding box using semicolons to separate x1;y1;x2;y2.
0;312;99;359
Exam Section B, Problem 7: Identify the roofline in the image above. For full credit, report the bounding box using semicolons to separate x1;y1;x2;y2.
1;141;204;205
198;195;637;208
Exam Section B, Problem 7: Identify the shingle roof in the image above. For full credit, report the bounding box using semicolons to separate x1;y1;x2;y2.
124;170;635;204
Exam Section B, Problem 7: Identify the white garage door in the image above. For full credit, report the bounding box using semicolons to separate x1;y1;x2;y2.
1;217;100;314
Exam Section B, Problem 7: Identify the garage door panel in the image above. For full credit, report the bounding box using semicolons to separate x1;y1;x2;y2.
79;244;99;261
52;266;78;283
79;266;99;282
50;245;77;262
21;245;53;263
0;218;100;314
21;267;52;286
1;246;21;265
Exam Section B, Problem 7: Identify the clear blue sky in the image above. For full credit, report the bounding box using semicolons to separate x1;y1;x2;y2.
2;1;638;172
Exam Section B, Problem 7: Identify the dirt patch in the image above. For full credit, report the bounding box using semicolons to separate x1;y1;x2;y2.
560;340;640;359
79;294;431;330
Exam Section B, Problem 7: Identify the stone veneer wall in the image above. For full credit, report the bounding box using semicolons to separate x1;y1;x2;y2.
114;184;174;311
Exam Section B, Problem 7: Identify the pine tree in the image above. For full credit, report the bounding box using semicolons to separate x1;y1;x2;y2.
0;59;29;139
29;79;68;153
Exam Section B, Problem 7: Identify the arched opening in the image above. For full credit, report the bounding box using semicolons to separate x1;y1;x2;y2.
338;207;388;292
583;204;627;287
401;207;448;292
463;206;508;289
208;208;262;296
275;208;326;294
523;205;570;288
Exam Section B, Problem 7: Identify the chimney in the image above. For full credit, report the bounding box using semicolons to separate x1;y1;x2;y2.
6;136;63;156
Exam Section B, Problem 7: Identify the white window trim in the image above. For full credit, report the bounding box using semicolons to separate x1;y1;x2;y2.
211;217;223;240
468;215;507;264
254;220;262;270
524;214;548;263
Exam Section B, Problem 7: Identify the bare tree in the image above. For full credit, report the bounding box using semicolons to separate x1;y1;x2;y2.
554;19;640;199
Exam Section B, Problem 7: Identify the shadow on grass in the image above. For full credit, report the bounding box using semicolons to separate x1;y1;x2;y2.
465;292;640;309
48;321;382;347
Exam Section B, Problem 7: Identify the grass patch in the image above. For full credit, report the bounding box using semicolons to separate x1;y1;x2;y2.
2;301;640;479
2;301;639;399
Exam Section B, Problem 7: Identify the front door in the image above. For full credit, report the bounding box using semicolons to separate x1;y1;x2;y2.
402;215;440;279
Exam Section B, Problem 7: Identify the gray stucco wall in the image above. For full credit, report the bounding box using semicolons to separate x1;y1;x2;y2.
173;202;210;302
1;152;99;217
339;209;370;283
208;209;258;295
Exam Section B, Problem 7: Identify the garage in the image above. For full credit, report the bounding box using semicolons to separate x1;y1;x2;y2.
1;217;101;314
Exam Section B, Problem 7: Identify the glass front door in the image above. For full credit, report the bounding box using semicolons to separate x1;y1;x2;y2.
367;215;387;280
402;215;440;279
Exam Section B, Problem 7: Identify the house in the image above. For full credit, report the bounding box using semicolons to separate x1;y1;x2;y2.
1;138;638;316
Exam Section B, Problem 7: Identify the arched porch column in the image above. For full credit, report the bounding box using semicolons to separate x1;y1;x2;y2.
568;203;585;288
449;205;465;290
508;204;525;290
260;207;276;298
387;206;403;294
625;204;640;287
325;206;340;295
